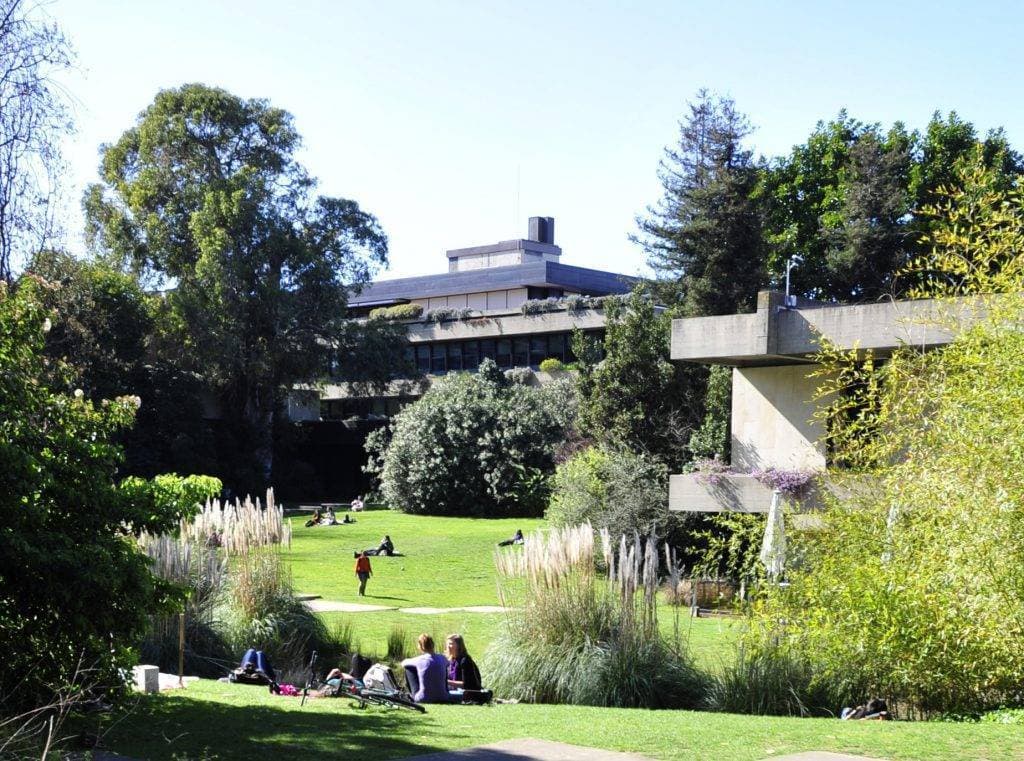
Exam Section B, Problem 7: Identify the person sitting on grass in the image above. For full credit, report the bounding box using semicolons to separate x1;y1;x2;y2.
305;509;322;528
354;534;395;557
402;634;450;703
324;507;338;525
445;633;482;699
497;529;524;547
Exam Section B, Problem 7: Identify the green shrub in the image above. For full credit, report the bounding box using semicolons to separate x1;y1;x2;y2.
368;303;423;321
0;280;182;712
520;298;562;315
365;359;567;516
425;306;457;322
546;446;682;543
707;646;856;717
486;525;708;708
121;473;222;522
538;357;565;374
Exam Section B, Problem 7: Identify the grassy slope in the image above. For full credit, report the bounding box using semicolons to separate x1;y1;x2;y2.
287;509;546;608
288;511;738;667
98;680;1024;761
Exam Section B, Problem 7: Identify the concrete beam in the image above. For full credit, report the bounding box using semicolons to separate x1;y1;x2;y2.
406;308;607;343
671;291;982;367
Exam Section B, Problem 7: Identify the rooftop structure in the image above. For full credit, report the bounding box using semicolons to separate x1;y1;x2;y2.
349;216;634;315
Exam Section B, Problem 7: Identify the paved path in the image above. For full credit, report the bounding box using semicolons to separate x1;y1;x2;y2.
403;738;653;761
403;742;884;761
303;599;507;614
764;753;885;761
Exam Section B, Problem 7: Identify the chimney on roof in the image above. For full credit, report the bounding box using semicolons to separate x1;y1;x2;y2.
528;216;555;245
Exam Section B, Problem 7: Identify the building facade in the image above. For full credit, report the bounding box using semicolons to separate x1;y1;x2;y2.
283;216;635;499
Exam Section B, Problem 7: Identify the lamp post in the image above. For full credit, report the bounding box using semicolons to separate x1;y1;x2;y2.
784;255;803;308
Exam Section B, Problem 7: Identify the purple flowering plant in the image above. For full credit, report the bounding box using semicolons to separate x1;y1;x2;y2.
750;467;817;496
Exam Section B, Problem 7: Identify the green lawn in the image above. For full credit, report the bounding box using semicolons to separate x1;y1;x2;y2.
286;510;738;668
95;679;1024;761
287;509;546;608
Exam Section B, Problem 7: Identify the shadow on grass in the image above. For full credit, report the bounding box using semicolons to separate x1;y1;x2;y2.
94;693;464;761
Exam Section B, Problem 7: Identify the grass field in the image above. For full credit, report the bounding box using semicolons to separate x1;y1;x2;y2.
95;679;1024;761
88;510;1020;760
285;509;737;668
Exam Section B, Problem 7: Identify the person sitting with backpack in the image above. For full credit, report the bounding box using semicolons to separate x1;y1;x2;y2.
354;535;395;557
401;634;450;703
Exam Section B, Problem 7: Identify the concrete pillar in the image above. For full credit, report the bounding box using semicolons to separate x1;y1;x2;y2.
731;364;826;471
133;664;160;694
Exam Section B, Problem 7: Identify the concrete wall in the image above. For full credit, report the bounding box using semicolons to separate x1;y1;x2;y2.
731;364;825;470
405;307;607;342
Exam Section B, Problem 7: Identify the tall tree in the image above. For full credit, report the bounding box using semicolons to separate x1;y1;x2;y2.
85;84;390;487
760;111;1022;302
635;90;766;316
573;289;704;471
0;0;73;282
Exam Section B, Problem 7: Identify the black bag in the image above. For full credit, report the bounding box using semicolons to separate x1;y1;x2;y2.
350;653;373;680
460;689;493;704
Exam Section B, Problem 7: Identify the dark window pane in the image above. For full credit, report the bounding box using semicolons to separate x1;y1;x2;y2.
463;340;479;371
548;334;565;361
416;345;430;373
529;337;547;366
496;339;512;369
431;344;446;373
480;339;496;361
447;342;463;371
513;338;529;367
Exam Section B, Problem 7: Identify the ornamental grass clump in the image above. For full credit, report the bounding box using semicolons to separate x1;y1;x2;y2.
486;524;708;708
137;535;233;676
181;488;291;554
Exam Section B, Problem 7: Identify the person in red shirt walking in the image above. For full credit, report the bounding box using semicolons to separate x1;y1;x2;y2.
354;551;372;596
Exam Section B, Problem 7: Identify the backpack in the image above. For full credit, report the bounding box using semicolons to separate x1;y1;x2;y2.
362;662;401;692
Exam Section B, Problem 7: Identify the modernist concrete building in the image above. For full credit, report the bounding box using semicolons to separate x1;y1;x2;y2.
667;290;967;514
292;216;636;423
284;217;635;498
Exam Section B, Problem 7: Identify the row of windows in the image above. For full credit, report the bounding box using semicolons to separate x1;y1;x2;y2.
321;397;417;421
404;330;599;375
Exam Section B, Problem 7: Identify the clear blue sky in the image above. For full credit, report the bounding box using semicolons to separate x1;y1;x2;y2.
52;0;1024;281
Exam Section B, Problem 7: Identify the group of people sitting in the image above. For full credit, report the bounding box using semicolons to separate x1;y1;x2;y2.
402;633;483;703
323;633;484;704
305;507;356;528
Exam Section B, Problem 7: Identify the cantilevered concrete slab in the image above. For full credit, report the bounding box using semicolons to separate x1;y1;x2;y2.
669;291;974;513
671;290;973;367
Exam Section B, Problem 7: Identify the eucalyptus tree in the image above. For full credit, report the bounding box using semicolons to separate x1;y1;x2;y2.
85;84;390;485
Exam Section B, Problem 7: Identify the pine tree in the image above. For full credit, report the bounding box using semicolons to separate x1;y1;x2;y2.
634;90;766;316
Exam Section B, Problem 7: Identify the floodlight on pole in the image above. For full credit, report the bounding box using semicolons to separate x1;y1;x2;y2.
784;255;803;308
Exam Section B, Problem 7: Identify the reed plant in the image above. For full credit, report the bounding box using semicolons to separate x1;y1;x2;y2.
487;524;708;708
137;534;234;676
180;488;291;555
221;547;332;674
385;625;413;662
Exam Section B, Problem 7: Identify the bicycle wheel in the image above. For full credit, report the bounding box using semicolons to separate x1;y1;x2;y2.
361;689;427;713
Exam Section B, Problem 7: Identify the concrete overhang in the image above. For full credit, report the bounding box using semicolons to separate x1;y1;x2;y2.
404;308;608;343
671;290;980;366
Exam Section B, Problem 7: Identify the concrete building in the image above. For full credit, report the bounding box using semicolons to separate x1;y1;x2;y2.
667;290;971;514
284;216;635;499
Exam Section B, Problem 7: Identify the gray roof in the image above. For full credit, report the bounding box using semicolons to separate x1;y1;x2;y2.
349;261;637;306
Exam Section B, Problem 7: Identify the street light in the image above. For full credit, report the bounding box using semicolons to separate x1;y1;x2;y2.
784;255;803;308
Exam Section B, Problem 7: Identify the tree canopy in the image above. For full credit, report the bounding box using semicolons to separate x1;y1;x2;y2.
84;84;393;486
